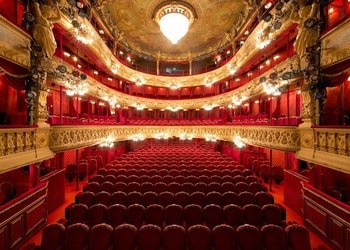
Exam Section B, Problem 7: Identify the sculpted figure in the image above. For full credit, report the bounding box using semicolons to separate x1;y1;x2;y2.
32;0;61;58
290;0;318;67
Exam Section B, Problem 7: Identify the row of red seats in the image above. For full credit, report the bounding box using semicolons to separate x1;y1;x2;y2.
64;203;286;230
74;190;274;208
39;222;311;250
96;167;250;178
83;179;267;195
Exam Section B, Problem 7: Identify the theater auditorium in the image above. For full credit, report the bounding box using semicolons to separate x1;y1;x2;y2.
0;0;349;249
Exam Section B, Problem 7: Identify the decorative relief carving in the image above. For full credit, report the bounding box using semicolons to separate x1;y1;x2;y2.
313;128;350;157
49;125;300;152
0;16;31;68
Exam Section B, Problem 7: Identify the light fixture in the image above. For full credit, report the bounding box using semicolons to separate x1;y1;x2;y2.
233;135;246;148
153;1;197;44
130;133;145;142
99;136;115;148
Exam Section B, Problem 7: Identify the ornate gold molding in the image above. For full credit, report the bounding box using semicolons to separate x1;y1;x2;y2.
320;18;350;68
0;15;31;68
297;126;350;174
48;55;300;110
49;125;300;152
0;127;53;174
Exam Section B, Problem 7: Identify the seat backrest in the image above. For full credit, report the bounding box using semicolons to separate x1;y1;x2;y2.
100;181;114;193
255;191;274;207
261;224;287;250
249;182;267;194
159;191;175;207
222;191;239;206
138;224;162;250
89;223;113;250
242;204;263;227
262;204;284;226
69;203;88;225
164;204;184;226
87;203;107;226
125;191;143;206
142;191;158;207
187;225;211;250
194;182;208;194
113;224;138;250
168;182;182;194
212;224;236;250
190;191;207;207
223;204;243;227
40;223;65;250
184;204;203;227
110;191;127;205
126;204;145;228
77;191;95;207
64;223;89;250
174;191;191;207
93;191;111;206
140;182;154;193
237;224;261;250
113;182;127;193
85;182;101;193
221;182;235;193
285;224;312;250
107;204;126;227
239;191;256;206
145;204;164;227
163;224;186;250
235;182;250;193
182;182;195;193
203;204;224;229
206;191;223;206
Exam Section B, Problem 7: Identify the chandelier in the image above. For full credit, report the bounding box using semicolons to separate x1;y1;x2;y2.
153;1;196;44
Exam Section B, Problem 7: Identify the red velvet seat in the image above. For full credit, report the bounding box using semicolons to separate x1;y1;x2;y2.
239;191;256;206
182;182;195;194
194;182;208;194
84;181;101;193
163;224;186;250
198;175;210;184
235;182;250;193
187;225;211;250
139;175;151;183
159;191;175;207
222;191;239;206
237;224;261;250
165;204;184;226
154;182;168;194
140;182;154;193
40;223;65;250
285;224;312;250
64;223;89;250
94;191;111;206
113;182;127;193
262;204;286;226
242;204;263;227
115;175;128;183
77;191;95;207
245;175;260;184
221;182;236;193
184;204;203;227
203;204;224;229
260;164;271;183
110;191;127;205
255;191;274;207
190;191;207;207
126;204;145;228
142;191;158;207
261;224;287;250
272;166;284;184
174;191;191;207
97;168;108;176
206;191;223;206
223;204;243;227
89;223;113;250
104;174;117;183
232;175;245;184
209;175;222;183
212;224;236;250
100;181;114;193
138;224;162;250
168;182;182;194
107;204;126;227
145;204;164;227
90;175;105;184
113;224;138;250
87;204;107;226
249;182;267;194
125;191;143;206
207;182;223;193
231;169;243;177
126;182;140;193
68;203;88;225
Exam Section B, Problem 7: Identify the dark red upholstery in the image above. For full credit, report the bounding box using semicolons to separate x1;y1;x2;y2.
187;225;211;250
203;204;224;229
223;204;243;227
261;224;287;250
113;224;138;250
126;204;145;228
163;224;186;250
142;191;158;207
145;204;164;227
87;204;107;226
212;224;236;250
242;204;263;227
286;224;312;250
110;191;127;205
89;223;113;250
237;224;261;250
138;224;162;250
64;223;89;250
164;204;184;226
184;204;203;227
40;223;65;250
107;204;126;227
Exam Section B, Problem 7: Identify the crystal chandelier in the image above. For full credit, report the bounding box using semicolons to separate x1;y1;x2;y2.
153;1;196;44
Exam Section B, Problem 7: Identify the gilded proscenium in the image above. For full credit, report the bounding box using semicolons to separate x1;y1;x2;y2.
297;126;350;174
0;15;31;68
48;55;300;110
55;1;295;88
0;127;53;174
49;125;300;152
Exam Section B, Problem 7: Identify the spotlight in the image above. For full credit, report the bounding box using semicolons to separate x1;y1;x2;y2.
263;13;273;22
